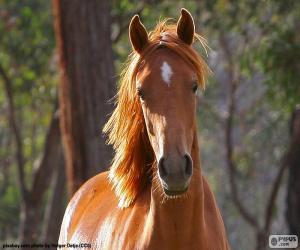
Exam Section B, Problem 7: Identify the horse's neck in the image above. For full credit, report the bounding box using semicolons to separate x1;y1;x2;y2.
148;130;206;243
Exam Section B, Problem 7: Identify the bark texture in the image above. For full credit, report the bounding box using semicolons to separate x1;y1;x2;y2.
52;0;115;194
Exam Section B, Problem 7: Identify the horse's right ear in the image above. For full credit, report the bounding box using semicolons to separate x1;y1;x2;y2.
129;15;148;54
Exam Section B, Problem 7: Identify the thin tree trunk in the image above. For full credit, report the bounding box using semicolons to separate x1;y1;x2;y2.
41;159;66;243
1;62;64;246
0;62;27;205
18;111;62;247
220;33;291;250
286;106;300;236
52;0;115;195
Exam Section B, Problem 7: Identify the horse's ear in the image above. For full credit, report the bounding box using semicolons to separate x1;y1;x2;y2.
177;8;195;45
129;15;149;53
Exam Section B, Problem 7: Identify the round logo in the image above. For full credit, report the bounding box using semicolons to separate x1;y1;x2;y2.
271;237;278;246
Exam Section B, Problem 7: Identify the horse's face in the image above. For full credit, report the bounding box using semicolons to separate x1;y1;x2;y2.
136;49;197;196
129;9;198;196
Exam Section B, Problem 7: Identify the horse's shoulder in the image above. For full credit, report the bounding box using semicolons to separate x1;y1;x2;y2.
70;171;110;207
59;171;112;244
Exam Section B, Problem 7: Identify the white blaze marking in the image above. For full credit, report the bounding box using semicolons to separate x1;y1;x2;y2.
161;61;173;87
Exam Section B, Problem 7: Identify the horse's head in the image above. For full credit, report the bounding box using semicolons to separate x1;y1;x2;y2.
104;9;208;207
129;9;202;196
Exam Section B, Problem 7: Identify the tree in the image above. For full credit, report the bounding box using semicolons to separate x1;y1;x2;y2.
194;1;299;249
0;1;64;245
0;63;63;243
286;107;300;236
52;0;115;195
257;0;300;238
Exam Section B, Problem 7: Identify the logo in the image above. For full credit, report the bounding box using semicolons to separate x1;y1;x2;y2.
269;235;298;248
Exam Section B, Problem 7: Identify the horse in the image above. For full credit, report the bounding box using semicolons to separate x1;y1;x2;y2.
58;9;230;250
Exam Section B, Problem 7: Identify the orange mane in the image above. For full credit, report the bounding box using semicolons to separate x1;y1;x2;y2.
103;19;209;208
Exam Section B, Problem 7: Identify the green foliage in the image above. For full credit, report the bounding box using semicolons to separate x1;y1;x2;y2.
258;1;300;110
199;0;299;111
0;0;56;240
0;0;56;167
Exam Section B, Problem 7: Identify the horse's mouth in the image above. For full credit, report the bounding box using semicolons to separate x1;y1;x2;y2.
163;187;188;197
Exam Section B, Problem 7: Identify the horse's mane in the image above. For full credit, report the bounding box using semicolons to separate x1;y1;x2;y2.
103;19;209;208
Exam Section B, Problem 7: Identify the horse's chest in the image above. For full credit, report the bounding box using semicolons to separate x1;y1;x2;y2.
70;205;150;250
68;197;228;250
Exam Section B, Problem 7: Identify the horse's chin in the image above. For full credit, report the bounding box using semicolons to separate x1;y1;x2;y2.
163;187;188;197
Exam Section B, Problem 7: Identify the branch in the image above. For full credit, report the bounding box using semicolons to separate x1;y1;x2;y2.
263;155;288;233
224;83;259;229
30;109;62;204
111;20;131;44
220;33;259;229
264;107;300;233
0;62;27;202
41;156;65;243
220;31;292;236
111;0;152;43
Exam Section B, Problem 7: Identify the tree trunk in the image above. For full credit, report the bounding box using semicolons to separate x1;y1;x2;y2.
41;160;66;243
286;106;300;236
18;111;63;247
52;0;115;195
2;49;66;245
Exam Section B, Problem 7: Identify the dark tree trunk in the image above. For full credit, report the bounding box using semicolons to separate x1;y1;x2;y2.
255;231;268;250
41;161;66;243
286;106;300;236
18;111;63;247
52;0;115;195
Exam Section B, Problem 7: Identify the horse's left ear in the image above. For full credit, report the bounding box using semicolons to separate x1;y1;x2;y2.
177;8;195;45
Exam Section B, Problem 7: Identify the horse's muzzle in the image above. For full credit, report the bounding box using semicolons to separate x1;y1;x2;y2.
158;154;193;196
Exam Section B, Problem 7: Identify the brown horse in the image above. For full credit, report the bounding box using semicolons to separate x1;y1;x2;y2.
58;9;230;250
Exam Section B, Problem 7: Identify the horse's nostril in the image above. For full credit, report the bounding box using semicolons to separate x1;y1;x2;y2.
158;157;167;178
184;154;193;176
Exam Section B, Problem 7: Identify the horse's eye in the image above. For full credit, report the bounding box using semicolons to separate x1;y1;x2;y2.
192;83;198;93
137;87;145;100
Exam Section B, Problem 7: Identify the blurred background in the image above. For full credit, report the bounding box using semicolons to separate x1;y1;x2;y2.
0;0;299;249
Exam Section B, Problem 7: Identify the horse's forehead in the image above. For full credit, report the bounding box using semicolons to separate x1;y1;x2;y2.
140;49;195;84
148;49;187;71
